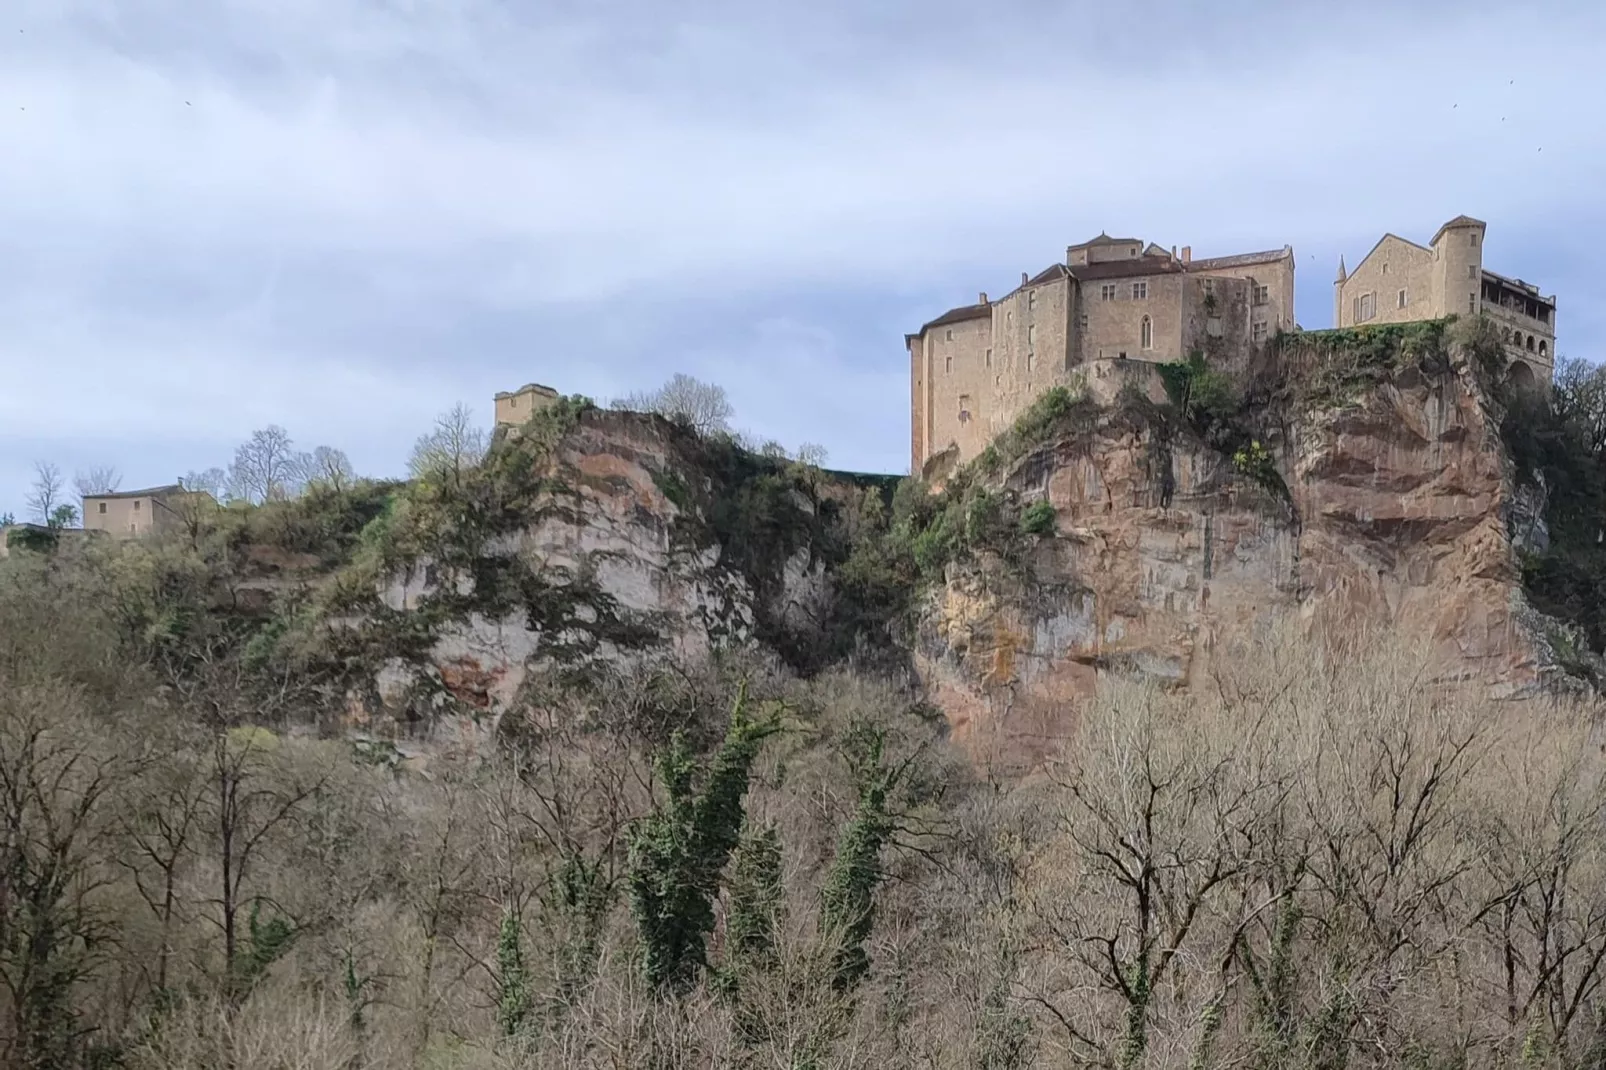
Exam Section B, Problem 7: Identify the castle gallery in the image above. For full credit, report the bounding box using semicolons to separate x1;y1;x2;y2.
906;215;1557;473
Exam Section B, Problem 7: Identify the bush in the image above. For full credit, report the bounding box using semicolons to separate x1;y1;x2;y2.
1019;501;1056;537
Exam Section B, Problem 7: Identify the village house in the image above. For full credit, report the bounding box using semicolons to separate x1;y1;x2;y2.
81;484;211;539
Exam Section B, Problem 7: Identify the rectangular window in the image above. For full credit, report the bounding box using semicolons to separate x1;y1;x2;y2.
1203;279;1214;295
1131;281;1148;300
1469;293;1477;313
958;395;972;422
1253;284;1269;305
1027;325;1036;346
1252;320;1268;342
945;354;953;373
1357;292;1376;322
1468;265;1478;280
1027;290;1037;310
1398;288;1408;309
1381;262;1389;275
1470;233;1478;246
985;348;992;367
1101;284;1117;302
133;500;141;512
945;329;953;341
97;502;107;515
1026;352;1035;371
1352;296;1360;323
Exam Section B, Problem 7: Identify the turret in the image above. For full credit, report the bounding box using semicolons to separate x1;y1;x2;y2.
1334;255;1347;326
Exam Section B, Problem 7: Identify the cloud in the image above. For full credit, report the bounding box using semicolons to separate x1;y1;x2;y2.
2;0;1604;510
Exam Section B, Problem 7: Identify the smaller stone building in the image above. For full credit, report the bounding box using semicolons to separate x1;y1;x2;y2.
495;383;560;427
1334;215;1556;386
82;484;199;538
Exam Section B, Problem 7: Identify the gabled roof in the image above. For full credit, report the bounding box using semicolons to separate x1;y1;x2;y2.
1070;231;1142;249
915;301;992;336
1187;246;1292;270
1027;263;1071;286
82;484;184;501
1346;231;1430;280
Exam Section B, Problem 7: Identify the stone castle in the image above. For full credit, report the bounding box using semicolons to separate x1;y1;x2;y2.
908;215;1555;472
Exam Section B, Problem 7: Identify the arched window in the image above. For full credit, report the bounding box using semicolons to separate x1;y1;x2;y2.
1539;340;1548;357
1527;334;1536;352
1140;315;1153;350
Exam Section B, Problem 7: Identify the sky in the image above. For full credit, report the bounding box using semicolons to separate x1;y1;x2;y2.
3;0;1605;516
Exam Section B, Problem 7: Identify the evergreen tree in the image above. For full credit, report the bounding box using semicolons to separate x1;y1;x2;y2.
819;721;904;991
627;685;778;992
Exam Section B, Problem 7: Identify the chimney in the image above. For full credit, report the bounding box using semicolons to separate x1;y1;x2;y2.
1021;271;1029;285
979;291;988;305
1171;245;1177;260
1181;245;1191;265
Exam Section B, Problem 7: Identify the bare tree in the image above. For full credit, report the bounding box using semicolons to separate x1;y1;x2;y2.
611;373;734;436
24;462;64;525
296;446;356;493
72;466;121;498
407;403;487;483
180;468;228;500
1553;357;1606;455
227;427;300;504
795;443;830;468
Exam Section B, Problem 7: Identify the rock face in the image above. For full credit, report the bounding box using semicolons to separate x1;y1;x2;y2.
914;356;1559;747
349;412;828;744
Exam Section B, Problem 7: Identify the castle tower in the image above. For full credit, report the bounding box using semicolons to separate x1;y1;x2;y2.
1429;215;1487;321
1333;255;1347;326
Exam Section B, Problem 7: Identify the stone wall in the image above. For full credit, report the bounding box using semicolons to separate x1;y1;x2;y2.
1337;234;1438;329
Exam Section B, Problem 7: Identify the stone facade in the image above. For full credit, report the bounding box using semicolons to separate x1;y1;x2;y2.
1335;215;1556;385
908;235;1295;471
82;484;199;538
494;382;560;427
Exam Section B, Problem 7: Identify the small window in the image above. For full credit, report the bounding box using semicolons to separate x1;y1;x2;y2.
133;500;141;511
1398;289;1408;309
1140;315;1153;350
1381;262;1389;275
958;395;972;422
1252;284;1269;305
945;354;953;373
1470;233;1478;246
1203;279;1214;295
1132;281;1148;300
1539;341;1548;357
1027;290;1037;310
97;502;107;515
1079;314;1089;328
1469;293;1477;314
985;348;992;367
1117;351;1128;359
1358;293;1376;322
1468;265;1478;280
1027;325;1036;346
1101;284;1117;302
945;329;953;342
1527;335;1536;352
1252;320;1268;342
510;397;517;408
1026;352;1035;372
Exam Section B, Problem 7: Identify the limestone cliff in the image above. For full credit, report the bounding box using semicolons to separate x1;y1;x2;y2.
912;323;1588;745
330;408;858;746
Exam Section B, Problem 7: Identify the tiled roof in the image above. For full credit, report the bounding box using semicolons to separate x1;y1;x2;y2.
495;382;559;400
1026;263;1071;286
82;484;184;501
1430;214;1487;245
1068;256;1185;282
1187;247;1291;270
917;302;992;334
1071;232;1141;249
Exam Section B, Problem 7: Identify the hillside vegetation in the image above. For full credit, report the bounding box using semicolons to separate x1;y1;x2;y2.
4;324;1606;1069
